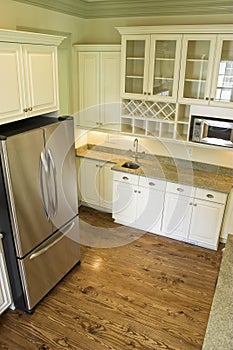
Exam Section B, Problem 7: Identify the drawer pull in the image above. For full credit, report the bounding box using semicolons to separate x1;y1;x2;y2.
122;176;129;180
207;194;214;199
149;182;155;186
176;187;184;192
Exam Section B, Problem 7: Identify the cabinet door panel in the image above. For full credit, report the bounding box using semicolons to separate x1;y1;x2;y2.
78;158;100;206
23;45;59;116
112;181;137;224
0;43;25;124
210;35;233;107
136;186;165;233
188;199;224;246
121;35;150;99
149;35;182;102
78;52;99;127
161;193;192;238
100;52;120;129
0;240;12;315
178;35;216;104
99;162;114;210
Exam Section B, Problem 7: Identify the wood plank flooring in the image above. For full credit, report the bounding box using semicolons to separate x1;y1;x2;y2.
0;206;223;350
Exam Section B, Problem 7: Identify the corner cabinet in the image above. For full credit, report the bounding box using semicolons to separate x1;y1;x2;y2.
73;45;121;130
0;29;64;125
77;157;114;212
0;234;12;314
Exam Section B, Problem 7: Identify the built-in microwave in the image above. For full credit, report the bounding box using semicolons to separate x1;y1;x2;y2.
189;115;233;148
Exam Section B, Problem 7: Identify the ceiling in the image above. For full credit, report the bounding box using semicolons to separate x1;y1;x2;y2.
13;0;233;19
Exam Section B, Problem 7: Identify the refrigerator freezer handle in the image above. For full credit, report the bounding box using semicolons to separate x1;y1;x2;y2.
29;233;64;260
29;220;75;260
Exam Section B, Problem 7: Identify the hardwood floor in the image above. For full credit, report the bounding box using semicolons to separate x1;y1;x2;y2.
0;206;223;350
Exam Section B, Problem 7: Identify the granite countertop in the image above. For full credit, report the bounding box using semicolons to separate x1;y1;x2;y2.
76;144;233;193
202;234;233;350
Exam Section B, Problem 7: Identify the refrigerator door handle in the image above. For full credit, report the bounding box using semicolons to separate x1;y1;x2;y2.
47;149;58;218
39;152;50;221
29;220;75;260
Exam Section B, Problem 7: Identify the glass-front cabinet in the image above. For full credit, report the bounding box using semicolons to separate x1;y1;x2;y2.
121;34;182;102
212;35;233;107
178;35;216;104
179;34;233;107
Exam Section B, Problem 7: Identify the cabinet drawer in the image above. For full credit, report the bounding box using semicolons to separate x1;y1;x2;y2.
139;176;166;191
166;182;196;197
195;188;227;204
113;171;139;185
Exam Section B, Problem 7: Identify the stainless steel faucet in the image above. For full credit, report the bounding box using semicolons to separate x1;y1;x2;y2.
133;138;139;163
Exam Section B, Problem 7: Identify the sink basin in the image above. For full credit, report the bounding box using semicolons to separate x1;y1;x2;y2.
121;161;140;170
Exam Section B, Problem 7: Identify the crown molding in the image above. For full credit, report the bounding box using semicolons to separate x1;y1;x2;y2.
116;24;233;35
12;0;233;19
0;28;66;45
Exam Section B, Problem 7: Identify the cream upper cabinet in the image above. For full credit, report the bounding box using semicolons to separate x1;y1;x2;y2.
121;34;181;102
22;45;59;117
0;29;64;125
179;34;233;107
211;35;233;107
0;43;25;123
178;35;216;104
74;45;121;130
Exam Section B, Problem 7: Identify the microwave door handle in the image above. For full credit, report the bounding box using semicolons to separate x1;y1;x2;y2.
39;152;51;221
47;149;58;218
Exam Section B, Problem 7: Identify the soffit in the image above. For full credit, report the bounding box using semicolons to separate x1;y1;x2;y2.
12;0;233;19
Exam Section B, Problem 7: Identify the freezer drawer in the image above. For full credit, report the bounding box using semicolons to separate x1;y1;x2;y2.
17;216;80;311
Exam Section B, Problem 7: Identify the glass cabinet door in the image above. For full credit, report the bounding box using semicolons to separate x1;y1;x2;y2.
149;35;182;101
211;35;233;106
121;35;150;99
179;35;215;103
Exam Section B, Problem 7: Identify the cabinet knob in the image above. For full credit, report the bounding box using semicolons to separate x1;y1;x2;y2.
193;203;197;207
143;92;147;95
122;176;129;180
176;187;184;192
23;108;28;112
134;190;137;193
189;202;192;205
28;107;32;111
149;182;155;186
207;194;214;199
138;190;141;194
210;98;214;101
148;92;151;96
205;97;209;101
96;164;99;168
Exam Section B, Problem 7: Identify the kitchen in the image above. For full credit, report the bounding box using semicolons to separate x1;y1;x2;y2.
0;0;233;349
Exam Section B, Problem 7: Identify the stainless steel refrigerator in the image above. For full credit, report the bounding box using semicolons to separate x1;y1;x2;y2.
0;116;80;312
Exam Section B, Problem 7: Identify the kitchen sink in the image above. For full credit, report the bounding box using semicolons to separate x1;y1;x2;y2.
121;161;140;170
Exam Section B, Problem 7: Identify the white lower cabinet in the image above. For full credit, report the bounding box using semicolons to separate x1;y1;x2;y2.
161;183;227;250
112;171;166;233
0;235;12;315
77;157;113;212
